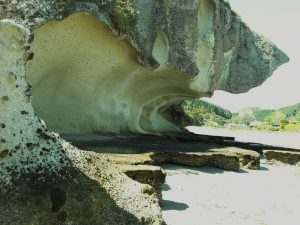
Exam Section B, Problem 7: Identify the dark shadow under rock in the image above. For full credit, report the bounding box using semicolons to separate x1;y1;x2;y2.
0;150;165;225
162;200;189;211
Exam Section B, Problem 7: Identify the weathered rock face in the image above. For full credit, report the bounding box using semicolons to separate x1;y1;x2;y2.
0;20;164;225
1;0;289;135
264;150;300;166
0;1;289;224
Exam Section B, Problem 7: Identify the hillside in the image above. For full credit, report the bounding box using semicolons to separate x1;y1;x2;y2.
182;99;232;126
280;103;300;117
253;109;274;121
182;99;300;131
251;103;300;121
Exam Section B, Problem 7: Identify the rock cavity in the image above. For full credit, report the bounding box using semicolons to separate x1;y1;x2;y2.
26;13;198;135
22;0;288;136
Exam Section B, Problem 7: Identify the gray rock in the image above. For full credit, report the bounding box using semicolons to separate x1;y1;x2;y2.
0;20;164;225
119;164;166;205
106;152;241;171
0;1;289;224
1;0;289;135
156;152;241;171
212;148;260;170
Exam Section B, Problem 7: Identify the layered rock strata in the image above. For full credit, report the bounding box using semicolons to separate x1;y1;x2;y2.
264;150;300;166
105;146;260;171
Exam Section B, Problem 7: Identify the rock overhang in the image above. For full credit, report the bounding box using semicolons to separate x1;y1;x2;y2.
1;0;289;151
0;0;290;144
0;1;290;224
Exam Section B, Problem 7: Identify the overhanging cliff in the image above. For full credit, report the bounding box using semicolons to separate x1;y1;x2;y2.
2;0;289;135
0;1;289;224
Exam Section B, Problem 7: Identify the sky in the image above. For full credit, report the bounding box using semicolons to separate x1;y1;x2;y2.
204;0;300;112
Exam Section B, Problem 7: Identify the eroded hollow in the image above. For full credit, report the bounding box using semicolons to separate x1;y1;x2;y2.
50;188;67;213
26;13;203;136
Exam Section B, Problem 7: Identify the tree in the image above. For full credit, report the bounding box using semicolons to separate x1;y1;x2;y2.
295;111;300;122
271;111;287;124
233;111;255;125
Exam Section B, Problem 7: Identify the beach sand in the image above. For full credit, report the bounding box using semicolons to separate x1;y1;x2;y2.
161;161;300;225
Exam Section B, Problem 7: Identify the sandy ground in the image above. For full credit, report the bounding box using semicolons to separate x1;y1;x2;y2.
187;126;300;149
161;162;300;225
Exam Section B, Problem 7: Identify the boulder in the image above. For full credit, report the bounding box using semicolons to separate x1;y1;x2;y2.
1;0;288;135
263;150;300;165
0;1;288;224
0;20;164;225
212;148;260;170
119;164;166;204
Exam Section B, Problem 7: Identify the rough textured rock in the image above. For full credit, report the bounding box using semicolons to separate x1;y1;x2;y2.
1;0;289;135
0;1;288;224
106;152;240;171
99;148;259;205
104;146;260;170
157;152;240;171
0;20;164;225
0;151;165;225
119;164;166;204
104;149;256;203
263;150;300;166
213;148;260;170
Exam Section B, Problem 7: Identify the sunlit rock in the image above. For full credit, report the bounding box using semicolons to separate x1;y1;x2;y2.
0;20;164;225
0;0;289;224
2;0;288;135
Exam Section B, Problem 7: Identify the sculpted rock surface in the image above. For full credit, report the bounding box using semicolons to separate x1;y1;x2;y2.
0;1;288;224
1;0;289;135
0;20;164;225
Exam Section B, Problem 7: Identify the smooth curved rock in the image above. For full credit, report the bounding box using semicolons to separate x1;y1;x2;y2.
0;20;164;225
1;0;289;135
0;1;289;224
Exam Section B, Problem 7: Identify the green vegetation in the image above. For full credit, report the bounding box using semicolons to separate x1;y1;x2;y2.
280;103;300;117
182;99;232;127
250;103;300;122
233;104;300;132
253;109;274;121
232;111;255;125
113;0;139;31
182;99;300;132
295;111;300;122
270;111;287;124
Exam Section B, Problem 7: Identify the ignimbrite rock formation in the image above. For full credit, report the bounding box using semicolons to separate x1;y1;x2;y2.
0;0;288;224
1;0;288;135
0;19;165;225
